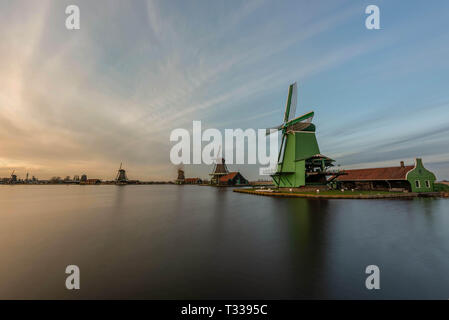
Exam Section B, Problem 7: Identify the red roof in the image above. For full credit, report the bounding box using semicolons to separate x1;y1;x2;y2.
336;165;414;181
219;172;239;182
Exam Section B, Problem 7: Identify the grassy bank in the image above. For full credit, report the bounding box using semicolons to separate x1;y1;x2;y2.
274;190;402;196
233;188;442;199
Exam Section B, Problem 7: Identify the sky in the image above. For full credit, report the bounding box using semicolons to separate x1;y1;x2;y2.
0;0;448;181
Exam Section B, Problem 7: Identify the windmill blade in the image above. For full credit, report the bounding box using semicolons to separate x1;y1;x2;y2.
278;134;287;164
283;82;297;123
215;145;223;163
265;125;283;135
289;82;297;121
286;121;313;132
284;111;314;128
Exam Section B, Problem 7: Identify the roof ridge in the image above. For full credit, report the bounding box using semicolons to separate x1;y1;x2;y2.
343;165;413;171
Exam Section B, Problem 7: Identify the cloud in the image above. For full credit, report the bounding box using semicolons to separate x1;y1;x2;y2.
1;0;448;181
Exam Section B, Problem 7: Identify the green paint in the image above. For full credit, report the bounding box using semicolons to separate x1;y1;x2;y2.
294;132;320;160
434;183;449;192
406;158;436;192
274;130;319;188
283;84;293;122
271;84;331;188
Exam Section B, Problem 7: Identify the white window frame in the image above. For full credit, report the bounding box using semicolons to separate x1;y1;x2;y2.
415;180;421;188
425;180;430;188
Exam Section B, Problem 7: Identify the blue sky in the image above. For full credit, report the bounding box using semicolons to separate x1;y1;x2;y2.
0;0;448;180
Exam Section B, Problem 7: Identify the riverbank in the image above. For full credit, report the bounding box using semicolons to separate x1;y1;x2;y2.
233;188;447;199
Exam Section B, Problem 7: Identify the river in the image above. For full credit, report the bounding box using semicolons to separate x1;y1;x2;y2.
0;185;448;299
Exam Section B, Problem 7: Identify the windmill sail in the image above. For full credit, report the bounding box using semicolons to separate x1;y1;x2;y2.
265;125;283;135
283;82;297;123
271;83;313;168
278;82;297;166
284;111;314;131
116;162;128;183
211;145;228;174
278;134;287;163
266;82;299;136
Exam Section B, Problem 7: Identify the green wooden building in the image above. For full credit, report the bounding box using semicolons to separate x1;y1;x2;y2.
403;158;436;192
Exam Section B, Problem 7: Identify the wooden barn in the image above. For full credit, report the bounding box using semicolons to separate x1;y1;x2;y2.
185;178;203;185
334;159;436;192
82;179;102;185
218;172;249;186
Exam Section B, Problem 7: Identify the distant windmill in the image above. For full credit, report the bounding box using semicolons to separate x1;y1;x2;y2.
176;164;185;184
115;162;128;185
209;145;229;185
9;170;17;184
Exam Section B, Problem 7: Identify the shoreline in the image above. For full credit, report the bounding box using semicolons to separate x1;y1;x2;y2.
233;188;448;199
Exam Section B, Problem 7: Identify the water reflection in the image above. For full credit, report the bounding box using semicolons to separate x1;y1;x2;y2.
113;185;125;212
0;185;448;299
281;199;332;298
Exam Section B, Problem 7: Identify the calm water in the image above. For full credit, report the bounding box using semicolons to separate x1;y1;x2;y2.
0;185;448;299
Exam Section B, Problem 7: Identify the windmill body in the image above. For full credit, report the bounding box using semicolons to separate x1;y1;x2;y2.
209;156;229;185
207;146;229;185
115;163;128;185
176;166;185;184
9;170;17;184
269;83;335;188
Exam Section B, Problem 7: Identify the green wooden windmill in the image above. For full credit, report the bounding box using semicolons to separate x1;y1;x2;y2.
268;82;335;188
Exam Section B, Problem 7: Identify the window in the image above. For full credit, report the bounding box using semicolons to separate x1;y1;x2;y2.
425;180;430;188
415;180;420;188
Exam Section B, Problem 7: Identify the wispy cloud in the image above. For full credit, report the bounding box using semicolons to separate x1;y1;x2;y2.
0;0;448;180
